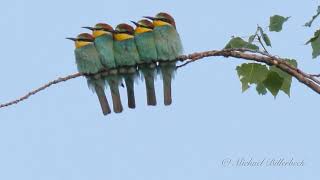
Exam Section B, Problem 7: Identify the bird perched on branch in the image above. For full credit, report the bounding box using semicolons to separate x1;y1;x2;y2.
144;12;183;105
83;23;123;113
131;19;157;106
113;23;141;109
66;33;111;115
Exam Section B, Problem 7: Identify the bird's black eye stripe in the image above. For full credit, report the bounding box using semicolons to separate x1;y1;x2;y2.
139;24;152;29
123;30;133;35
77;38;93;42
95;28;111;32
158;18;170;23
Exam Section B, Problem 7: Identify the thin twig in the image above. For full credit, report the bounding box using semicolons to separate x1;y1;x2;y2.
257;35;269;53
310;74;320;77
176;60;193;69
0;72;82;108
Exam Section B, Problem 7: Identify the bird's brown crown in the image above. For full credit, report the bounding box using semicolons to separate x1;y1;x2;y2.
155;12;176;28
114;23;134;41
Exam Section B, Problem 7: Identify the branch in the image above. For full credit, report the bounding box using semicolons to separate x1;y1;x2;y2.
0;72;82;108
1;48;320;109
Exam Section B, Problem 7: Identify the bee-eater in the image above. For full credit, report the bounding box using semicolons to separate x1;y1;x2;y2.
83;23;123;113
67;33;111;115
113;23;141;109
144;12;183;105
131;19;157;106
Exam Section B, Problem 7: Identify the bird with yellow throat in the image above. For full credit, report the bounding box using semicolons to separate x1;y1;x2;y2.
113;23;141;109
83;23;123;113
131;19;157;106
67;33;111;115
144;12;183;105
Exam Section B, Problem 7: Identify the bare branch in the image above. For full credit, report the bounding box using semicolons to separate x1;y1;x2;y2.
310;74;320;77
0;72;82;108
1;48;320;109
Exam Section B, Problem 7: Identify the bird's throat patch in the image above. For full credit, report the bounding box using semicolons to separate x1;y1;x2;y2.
114;33;134;41
134;27;152;34
93;30;110;38
75;41;92;48
153;20;170;27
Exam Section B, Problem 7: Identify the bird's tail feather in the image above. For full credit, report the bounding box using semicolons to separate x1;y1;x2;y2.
106;76;123;113
94;85;111;115
163;74;172;106
141;65;157;106
160;61;176;106
124;74;136;109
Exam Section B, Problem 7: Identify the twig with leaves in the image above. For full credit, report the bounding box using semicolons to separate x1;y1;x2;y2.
1;48;320;109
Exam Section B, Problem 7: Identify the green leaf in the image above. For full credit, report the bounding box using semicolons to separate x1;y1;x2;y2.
304;6;320;27
311;38;320;58
236;63;269;92
262;33;272;47
248;35;256;44
306;30;320;45
225;37;259;50
236;61;296;97
306;30;320;58
270;59;297;96
269;15;290;32
256;83;268;95
263;71;284;97
258;26;265;36
258;27;271;46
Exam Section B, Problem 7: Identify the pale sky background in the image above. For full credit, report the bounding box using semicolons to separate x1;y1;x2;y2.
0;0;319;179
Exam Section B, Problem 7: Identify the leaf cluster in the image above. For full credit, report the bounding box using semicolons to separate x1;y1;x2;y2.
236;60;297;97
225;15;295;97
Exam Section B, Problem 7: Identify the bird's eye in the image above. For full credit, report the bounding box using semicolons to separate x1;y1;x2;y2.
158;18;170;23
163;19;170;23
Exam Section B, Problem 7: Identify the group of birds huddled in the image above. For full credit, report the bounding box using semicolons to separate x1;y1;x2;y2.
67;12;183;115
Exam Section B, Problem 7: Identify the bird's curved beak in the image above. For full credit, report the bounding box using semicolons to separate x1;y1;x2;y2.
66;37;77;41
143;16;155;20
82;26;95;31
130;21;139;27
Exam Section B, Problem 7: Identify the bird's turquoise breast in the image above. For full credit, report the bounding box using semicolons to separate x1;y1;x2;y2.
154;25;183;61
135;32;157;63
75;44;103;74
94;34;116;69
113;38;141;66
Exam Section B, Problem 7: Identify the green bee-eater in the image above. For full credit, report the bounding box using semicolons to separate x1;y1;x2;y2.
67;33;111;115
145;12;183;105
83;23;123;113
131;19;157;106
113;23;141;109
